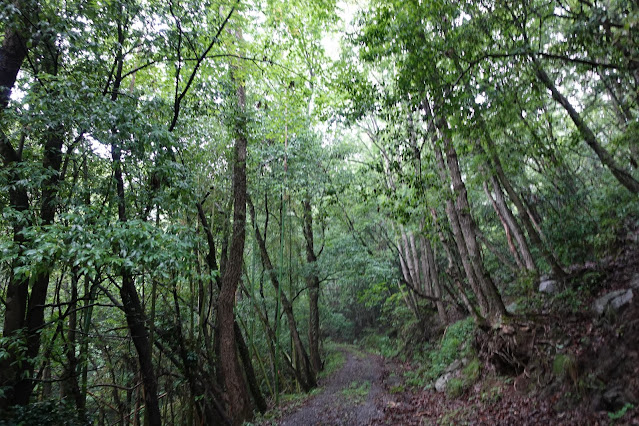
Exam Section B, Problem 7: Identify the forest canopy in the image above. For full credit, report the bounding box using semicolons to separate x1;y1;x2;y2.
1;0;638;424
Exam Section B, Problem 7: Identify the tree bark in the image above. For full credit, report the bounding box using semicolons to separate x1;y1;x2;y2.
531;55;639;194
432;142;490;317
482;132;566;278
247;197;317;391
196;201;266;414
302;198;322;375
443;137;506;318
421;235;448;324
430;208;484;324
217;78;253;425
0;25;65;406
109;18;162;424
483;181;524;269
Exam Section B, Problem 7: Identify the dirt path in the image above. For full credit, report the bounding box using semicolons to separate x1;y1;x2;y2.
278;347;396;425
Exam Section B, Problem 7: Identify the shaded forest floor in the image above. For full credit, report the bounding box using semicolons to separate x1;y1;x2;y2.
258;242;639;425
374;242;639;425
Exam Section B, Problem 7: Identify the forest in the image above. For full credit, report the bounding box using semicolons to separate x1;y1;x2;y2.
1;0;638;424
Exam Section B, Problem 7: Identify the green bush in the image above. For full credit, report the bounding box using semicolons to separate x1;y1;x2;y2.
358;333;400;358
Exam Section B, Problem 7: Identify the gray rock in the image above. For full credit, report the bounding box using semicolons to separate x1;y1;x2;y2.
506;302;518;313
539;279;558;294
445;359;462;373
630;273;639;290
593;289;633;315
435;372;454;393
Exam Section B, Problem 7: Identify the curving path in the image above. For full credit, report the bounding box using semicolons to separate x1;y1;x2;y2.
278;347;395;426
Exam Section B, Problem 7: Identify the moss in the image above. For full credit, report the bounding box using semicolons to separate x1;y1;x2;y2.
552;353;577;384
463;358;481;383
446;378;466;398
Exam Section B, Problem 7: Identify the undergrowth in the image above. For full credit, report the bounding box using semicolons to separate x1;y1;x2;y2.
357;333;400;358
319;340;347;379
405;317;478;389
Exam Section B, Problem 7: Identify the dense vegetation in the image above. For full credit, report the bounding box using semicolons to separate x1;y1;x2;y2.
1;0;638;424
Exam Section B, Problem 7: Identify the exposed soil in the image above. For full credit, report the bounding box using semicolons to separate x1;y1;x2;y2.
372;243;639;426
277;347;398;426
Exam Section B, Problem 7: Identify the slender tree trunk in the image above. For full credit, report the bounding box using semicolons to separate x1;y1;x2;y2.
0;4;35;403
1;34;64;406
421;236;448;324
531;55;639;194
431;208;483;324
489;176;536;272
482;134;566;277
247;197;317;391
432;142;490;317
196;200;266;414
110;19;161;424
442;137;506;318
401;228;420;292
302;198;322;375
484;181;524;269
409;232;424;293
62;268;84;415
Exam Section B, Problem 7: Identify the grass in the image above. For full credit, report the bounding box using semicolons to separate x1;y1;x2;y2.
404;317;478;390
319;340;347;379
340;380;371;405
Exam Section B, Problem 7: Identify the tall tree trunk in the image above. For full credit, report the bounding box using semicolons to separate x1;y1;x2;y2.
217;75;253;425
1;29;64;406
302;198;322;375
443;137;506;318
400;228;420;292
432;142;490;317
110;19;161;424
0;1;35;406
196;201;266;414
483;181;524;269
531;55;639;194
62;268;84;415
430;208;483;324
489;176;536;272
421;236;448;324
482;133;566;278
247;197;317;391
409;231;424;293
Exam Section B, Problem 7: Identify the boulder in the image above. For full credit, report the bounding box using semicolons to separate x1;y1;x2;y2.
435;359;465;392
435;372;455;393
539;279;558;294
593;289;633;316
445;359;462;373
506;302;518;313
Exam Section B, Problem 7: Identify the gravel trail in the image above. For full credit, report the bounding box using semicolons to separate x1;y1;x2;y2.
278;347;395;425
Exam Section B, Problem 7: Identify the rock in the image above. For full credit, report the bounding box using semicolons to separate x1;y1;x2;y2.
630;273;639;290
602;385;634;412
539;279;558;294
445;359;462;373
593;289;633;315
506;302;518;313
435;372;454;393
